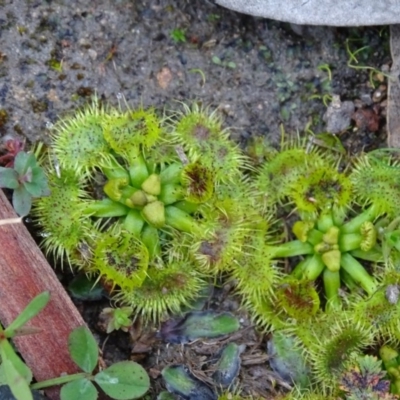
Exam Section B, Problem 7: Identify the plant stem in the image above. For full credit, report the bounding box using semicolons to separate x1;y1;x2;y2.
306;229;323;246
141;224;160;258
269;240;314;258
341;205;377;234
129;153;149;187
332;206;347;226
123;209;145;236
291;256;312;279
323;268;341;311
31;372;90;390
340;268;358;291
317;211;334;233
101;157;129;180
338;233;362;252
295;253;325;280
164;205;198;233
85;198;129;217
350;248;383;262
340;253;377;295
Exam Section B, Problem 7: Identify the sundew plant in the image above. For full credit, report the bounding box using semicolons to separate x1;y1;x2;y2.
32;98;400;398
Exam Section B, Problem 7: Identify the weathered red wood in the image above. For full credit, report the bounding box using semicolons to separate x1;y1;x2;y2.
0;190;86;399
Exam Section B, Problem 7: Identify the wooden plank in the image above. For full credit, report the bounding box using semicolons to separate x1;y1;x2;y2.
0;190;86;399
388;25;400;148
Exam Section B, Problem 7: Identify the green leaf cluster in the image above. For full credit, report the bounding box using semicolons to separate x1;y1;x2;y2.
0;151;49;216
30;101;400;398
32;100;249;321
0;291;150;400
0;292;49;400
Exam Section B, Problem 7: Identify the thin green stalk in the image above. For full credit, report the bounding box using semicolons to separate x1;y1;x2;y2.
31;372;90;390
340;253;377;295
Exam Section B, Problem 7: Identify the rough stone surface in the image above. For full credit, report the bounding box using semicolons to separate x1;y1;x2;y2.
216;0;400;26
323;95;354;134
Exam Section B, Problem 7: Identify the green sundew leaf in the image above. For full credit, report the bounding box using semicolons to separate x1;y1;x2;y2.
94;360;150;399
157;391;176;400
5;291;50;337
68;274;106;301
60;379;97;400
212;343;243;387
12;186;32;216
24;167;50;197
160;311;240;344
162;365;216;400
0;168;19;189
68;326;98;373
3;359;33;400
267;331;311;388
14;152;36;175
161;365;196;397
0;339;33;384
308;133;346;155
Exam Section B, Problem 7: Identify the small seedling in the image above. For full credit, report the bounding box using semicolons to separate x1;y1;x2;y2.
0;138;25;167
188;68;206;86
211;55;236;69
0;150;49;216
99;306;133;333
345;38;390;88
170;29;186;44
317;63;333;81
340;352;396;399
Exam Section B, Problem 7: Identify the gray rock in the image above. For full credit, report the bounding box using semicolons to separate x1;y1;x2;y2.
215;0;400;26
323;95;355;134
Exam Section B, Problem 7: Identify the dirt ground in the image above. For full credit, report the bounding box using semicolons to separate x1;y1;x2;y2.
0;0;392;399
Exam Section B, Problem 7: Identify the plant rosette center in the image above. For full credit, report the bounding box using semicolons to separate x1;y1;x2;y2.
84;155;211;257
269;207;379;309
